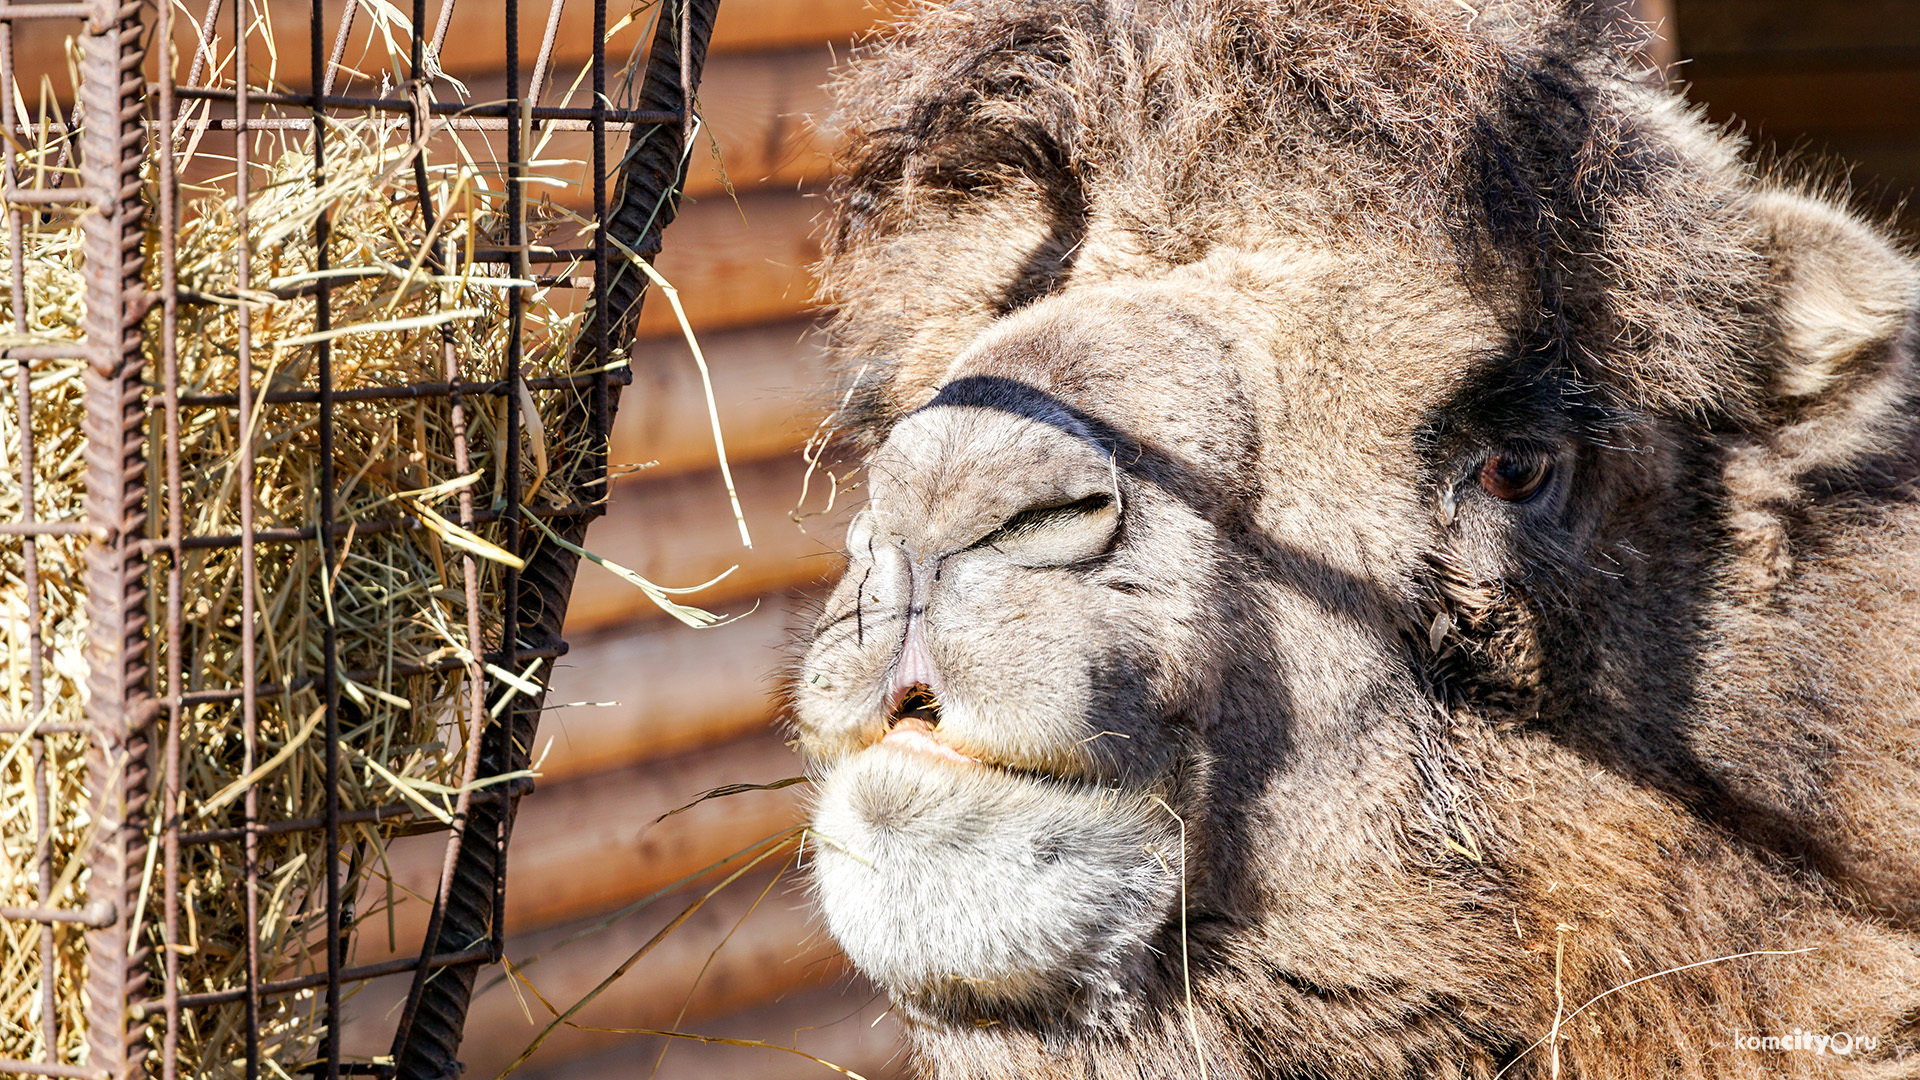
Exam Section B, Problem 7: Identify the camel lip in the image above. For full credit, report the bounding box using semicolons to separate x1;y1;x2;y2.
873;716;980;766
858;721;1101;792
846;698;1095;784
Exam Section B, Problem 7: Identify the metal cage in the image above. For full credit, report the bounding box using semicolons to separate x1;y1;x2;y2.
0;0;720;1073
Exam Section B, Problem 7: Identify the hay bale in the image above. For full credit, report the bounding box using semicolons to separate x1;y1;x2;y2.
0;153;94;1061
2;107;611;1074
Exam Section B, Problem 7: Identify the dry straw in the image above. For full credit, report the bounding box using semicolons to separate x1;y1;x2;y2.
0;66;655;1074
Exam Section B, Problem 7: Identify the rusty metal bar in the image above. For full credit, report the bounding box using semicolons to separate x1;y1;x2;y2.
129;499;597;556
5;185;109;206
176;777;533;847
0;902;118;926
75;0;155;1074
148;115;655;132
0;521;104;536
166;638;568;708
163;0;222;150
494;0;528;970
6;88;51;1006
180;0;221;90
588;0;607;467
526;0;566;105
154;0;185;1067
320;0;355;97
229;0;264;1069
0;3;96;18
309;0;344;1072
32;734;57;1054
171;86;677;123
0;1059;110;1080
137;945;496;1014
3;344;99;360
425;0;457;67
173;366;624;408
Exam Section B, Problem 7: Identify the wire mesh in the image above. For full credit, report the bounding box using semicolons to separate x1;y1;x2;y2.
0;0;718;1074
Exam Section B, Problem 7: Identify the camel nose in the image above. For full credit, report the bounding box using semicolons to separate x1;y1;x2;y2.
887;613;943;725
857;393;1121;568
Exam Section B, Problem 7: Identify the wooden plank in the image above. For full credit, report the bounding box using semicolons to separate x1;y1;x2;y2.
516;979;908;1080
536;591;802;782
365;47;834;200
562;450;848;636
618;319;831;480
1675;0;1920;59
161;160;821;344
709;0;890;54
361;731;811;955
1685;67;1920;139
636;186;822;337
15;38;839;204
7;0;881;109
458;189;819;341
405;0;881;82
341;868;850;1074
682;46;837;197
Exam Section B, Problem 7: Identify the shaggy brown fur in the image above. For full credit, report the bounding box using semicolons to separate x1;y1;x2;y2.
786;2;1920;1078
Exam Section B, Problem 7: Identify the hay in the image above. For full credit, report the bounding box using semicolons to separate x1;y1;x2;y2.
1;125;113;1066
1;96;623;1073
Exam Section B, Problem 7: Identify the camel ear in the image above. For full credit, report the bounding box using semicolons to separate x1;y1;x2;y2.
1747;191;1918;476
1723;193;1918;590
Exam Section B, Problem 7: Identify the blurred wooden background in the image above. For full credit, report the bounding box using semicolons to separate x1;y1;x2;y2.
333;2;903;1077
1676;0;1920;235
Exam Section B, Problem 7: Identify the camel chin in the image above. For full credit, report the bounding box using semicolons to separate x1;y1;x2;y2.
810;747;1179;1025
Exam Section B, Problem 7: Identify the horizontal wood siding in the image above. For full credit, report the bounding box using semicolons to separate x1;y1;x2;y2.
1675;0;1920;234
320;4;896;1076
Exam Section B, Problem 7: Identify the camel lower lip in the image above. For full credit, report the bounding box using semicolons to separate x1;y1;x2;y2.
877;723;978;765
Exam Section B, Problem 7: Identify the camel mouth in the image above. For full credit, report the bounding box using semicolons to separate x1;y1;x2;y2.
877;717;980;765
865;684;1105;785
892;684;943;726
877;684;979;765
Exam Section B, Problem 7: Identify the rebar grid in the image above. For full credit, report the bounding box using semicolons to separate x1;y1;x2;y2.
0;0;718;1075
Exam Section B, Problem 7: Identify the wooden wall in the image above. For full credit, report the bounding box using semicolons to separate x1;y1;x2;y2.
331;3;901;1078
1676;0;1920;236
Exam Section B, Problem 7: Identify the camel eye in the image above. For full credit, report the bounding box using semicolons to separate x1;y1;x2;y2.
1478;450;1552;503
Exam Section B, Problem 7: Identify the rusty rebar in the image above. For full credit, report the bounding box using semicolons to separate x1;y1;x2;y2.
229;0;263;1070
310;0;344;1071
1;6;59;1064
153;0;185;1070
387;2;720;1073
76;0;156;1075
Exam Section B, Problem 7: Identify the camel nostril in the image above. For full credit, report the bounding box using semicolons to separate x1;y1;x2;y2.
891;684;942;728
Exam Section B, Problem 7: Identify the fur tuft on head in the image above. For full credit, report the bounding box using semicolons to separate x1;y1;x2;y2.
815;0;1784;441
